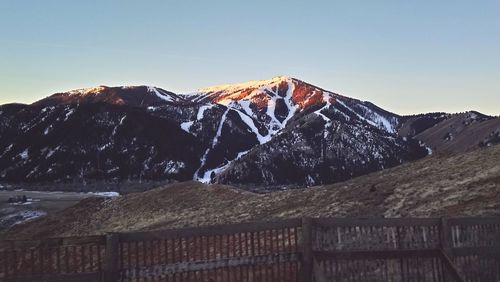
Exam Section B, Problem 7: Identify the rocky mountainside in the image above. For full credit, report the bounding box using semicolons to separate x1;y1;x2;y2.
0;103;202;182
5;144;499;239
0;77;498;188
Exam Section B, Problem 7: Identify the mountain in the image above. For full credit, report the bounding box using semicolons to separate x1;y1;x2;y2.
5;144;500;239
0;102;202;182
33;86;187;107
0;76;498;188
407;111;500;153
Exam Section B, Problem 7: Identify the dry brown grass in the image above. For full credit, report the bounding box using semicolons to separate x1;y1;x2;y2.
5;145;500;239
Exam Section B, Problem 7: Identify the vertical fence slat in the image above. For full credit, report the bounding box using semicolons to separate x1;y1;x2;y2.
299;217;313;282
105;233;120;282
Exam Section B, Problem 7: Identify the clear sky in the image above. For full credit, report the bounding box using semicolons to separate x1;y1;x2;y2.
1;0;499;115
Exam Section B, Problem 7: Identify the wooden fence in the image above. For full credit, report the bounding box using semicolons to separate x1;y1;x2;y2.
1;217;500;282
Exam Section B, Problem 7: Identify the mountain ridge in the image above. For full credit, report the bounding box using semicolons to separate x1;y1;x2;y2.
1;77;499;189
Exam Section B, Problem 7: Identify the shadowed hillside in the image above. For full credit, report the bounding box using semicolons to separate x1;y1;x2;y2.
4;144;499;239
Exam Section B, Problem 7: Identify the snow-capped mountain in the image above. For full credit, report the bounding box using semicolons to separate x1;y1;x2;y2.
34;85;187;107
1;77;497;188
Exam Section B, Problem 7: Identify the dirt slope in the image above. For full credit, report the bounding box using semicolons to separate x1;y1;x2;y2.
5;144;500;239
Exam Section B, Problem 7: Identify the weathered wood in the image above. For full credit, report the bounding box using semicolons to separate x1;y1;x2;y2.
119;218;302;242
0;235;106;250
4;272;102;282
2;216;500;281
448;217;500;226
312;258;327;282
452;246;500;257
314;217;440;227
124;252;299;279
299;217;313;282
439;248;466;282
104;233;119;282
440;217;452;255
313;249;441;260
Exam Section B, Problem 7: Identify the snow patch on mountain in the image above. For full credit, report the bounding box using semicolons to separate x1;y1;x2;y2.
194;108;230;182
43;126;52;135
198;76;290;94
234;108;270;144
66;86;107;96
112;115;127;136
282;80;298;125
180;121;194;133
0;210;47;227
357;104;398;133
64;108;75;121
314;92;334;138
336;99;390;132
197;104;215;120
87;191;120;197
0;145;13;158
207;77;298;144
212;109;229;147
45;146;60;159
147;86;173;102
19;149;29;160
163;160;185;175
199;149;251;184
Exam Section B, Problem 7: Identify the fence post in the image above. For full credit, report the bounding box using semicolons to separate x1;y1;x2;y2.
439;217;454;281
104;233;120;282
439;217;452;254
300;217;313;282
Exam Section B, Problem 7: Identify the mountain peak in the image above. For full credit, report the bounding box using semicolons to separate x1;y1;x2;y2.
196;76;294;94
34;85;183;107
191;76;331;107
66;85;109;96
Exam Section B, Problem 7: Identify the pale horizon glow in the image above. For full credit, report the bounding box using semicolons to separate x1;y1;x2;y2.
1;0;499;116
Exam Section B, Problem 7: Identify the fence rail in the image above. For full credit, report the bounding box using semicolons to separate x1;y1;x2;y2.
2;217;500;281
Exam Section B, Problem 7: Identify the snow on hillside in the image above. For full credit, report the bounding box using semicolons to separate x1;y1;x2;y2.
197;76;291;95
147;86;174;102
193;76;298;145
183;77;410;183
0;76;446;187
66;86;107;96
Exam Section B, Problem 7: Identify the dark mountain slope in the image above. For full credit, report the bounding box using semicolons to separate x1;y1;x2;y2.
398;112;450;137
34;86;187;107
216;101;427;187
0;76;498;188
5;144;499;239
0;103;202;182
413;111;500;153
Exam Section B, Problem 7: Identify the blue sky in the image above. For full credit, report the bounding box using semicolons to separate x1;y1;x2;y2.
1;0;499;115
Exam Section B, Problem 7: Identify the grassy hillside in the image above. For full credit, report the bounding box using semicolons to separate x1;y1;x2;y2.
5;144;500;239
